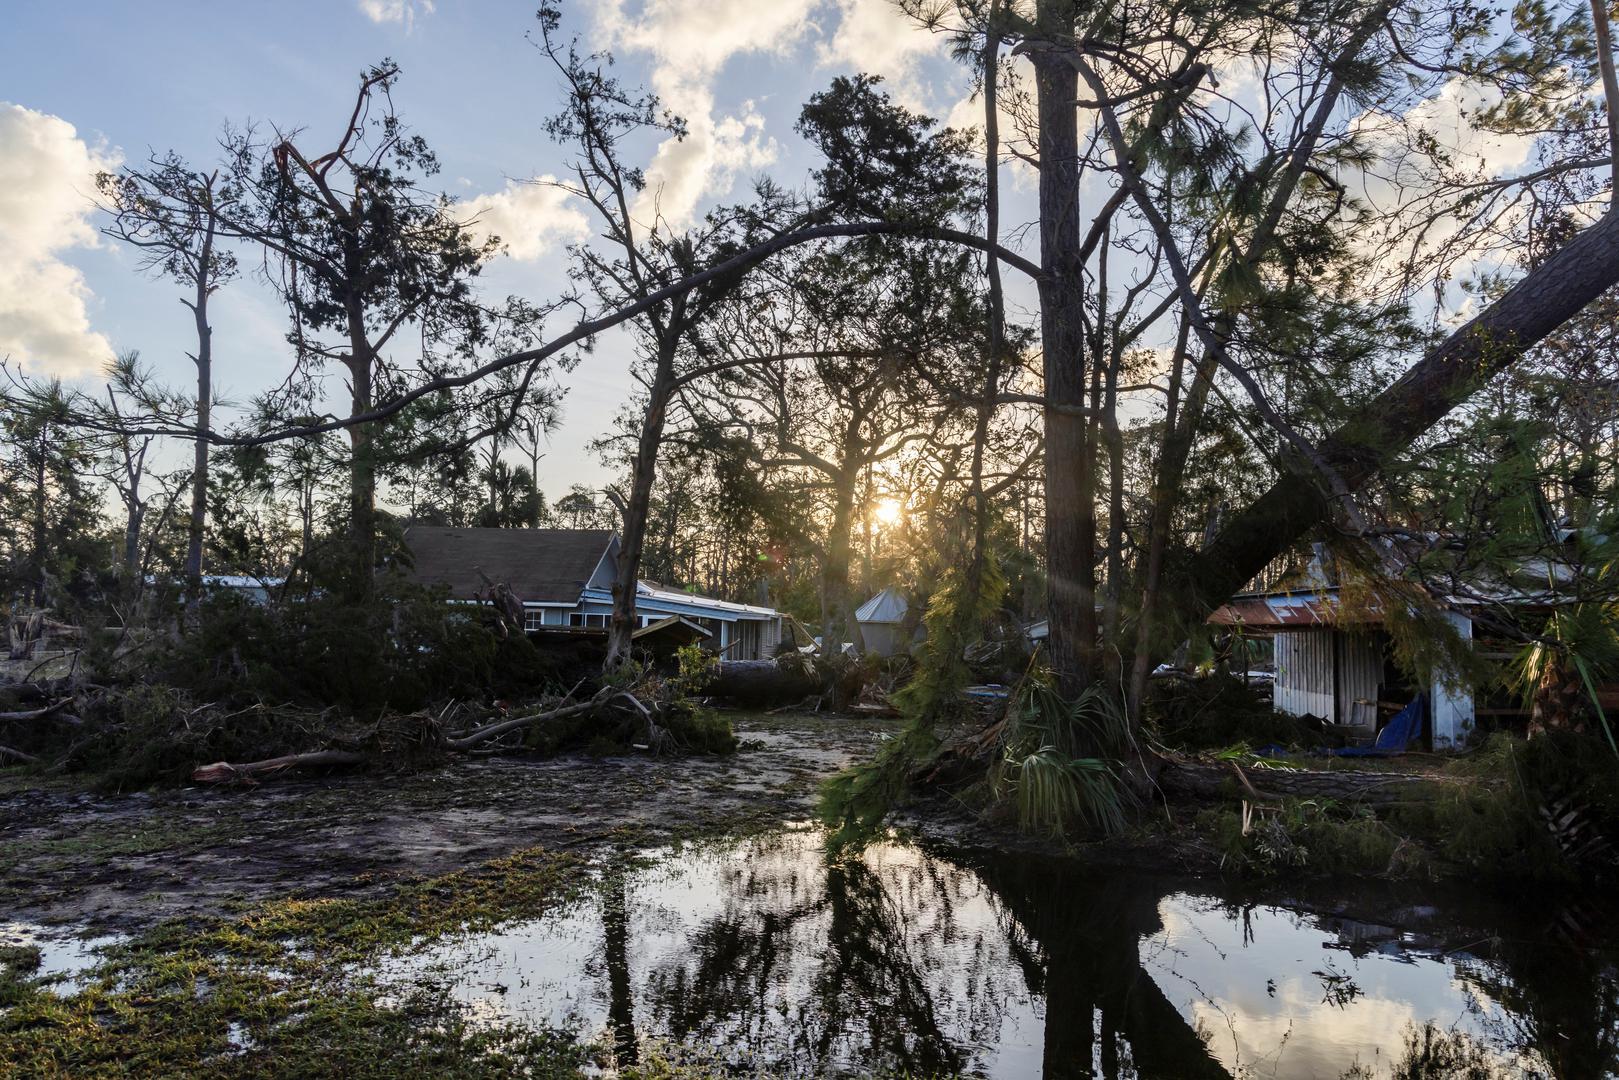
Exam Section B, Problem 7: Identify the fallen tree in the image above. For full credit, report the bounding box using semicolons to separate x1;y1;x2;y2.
1154;756;1490;809
1171;206;1619;638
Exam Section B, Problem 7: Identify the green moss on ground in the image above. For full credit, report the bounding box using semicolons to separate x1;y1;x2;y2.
0;846;596;1078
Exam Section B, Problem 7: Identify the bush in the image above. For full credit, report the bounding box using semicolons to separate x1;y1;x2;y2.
1147;671;1325;751
154;582;563;714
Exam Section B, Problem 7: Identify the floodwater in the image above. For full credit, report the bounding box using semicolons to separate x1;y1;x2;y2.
0;922;122;986
375;824;1619;1078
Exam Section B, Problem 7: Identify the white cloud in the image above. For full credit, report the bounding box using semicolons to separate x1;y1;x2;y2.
1345;78;1542;303
462;178;591;261
357;0;434;32
0;103;118;377
815;0;942;109
594;0;809;226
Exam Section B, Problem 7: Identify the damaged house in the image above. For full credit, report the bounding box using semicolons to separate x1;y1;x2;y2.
402;526;788;661
1209;539;1615;751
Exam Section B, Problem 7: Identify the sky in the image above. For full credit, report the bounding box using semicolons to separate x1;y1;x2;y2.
1;0;1036;497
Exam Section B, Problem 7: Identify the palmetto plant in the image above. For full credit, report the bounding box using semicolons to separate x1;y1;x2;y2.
1512;559;1619;755
993;674;1134;838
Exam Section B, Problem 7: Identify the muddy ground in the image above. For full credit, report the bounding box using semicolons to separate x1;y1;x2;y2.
0;710;894;934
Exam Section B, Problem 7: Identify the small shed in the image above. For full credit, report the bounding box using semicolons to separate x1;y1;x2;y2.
855;587;911;657
1208;588;1477;749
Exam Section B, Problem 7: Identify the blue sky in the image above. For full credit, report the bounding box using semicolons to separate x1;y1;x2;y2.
2;0;1024;495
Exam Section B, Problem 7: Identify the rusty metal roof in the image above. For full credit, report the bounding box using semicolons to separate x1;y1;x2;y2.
1206;588;1365;630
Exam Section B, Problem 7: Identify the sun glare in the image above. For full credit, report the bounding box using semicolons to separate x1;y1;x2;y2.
874;498;904;527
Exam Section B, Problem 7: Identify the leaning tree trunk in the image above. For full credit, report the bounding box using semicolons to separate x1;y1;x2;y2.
1171;207;1619;639
606;356;674;670
1032;0;1098;697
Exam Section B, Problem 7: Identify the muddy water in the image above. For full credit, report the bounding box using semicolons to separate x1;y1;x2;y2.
373;824;1619;1078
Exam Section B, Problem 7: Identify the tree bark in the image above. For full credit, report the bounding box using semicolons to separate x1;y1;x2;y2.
1155;755;1484;808
606;352;675;669
345;295;378;604
1033;0;1097;697
185;210;216;598
191;749;369;783
822;453;865;657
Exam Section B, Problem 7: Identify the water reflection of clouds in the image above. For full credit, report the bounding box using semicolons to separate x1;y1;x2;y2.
1145;896;1546;1078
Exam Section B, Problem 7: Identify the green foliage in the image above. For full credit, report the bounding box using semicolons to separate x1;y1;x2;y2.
1203;731;1619;882
821;553;1006;847
1207;798;1408;878
818;723;934;848
992;674;1132;839
671;643;718;697
891;556;1006;726
0;378;108;606
1399;731;1619;880
659;706;740;756
78;684;335;791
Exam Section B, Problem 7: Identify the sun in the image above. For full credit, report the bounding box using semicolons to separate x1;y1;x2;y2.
873;498;904;527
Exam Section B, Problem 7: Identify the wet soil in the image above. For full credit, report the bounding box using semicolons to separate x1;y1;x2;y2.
0;710;893;934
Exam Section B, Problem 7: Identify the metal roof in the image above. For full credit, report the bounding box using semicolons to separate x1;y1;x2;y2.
855;587;908;625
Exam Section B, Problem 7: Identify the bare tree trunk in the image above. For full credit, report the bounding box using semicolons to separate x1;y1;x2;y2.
123;501;144;575
823;461;864;656
184;215;216;600
528;439;544;527
31;426;48;608
606;355;674;669
1033;0;1097;697
344;295;378;604
964;3;1007;620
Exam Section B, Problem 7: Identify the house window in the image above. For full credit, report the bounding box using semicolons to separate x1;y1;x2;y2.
588;613;609;628
524;610;544;632
571;612;609;628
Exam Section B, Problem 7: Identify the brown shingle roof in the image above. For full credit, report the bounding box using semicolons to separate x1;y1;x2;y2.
402;526;614;604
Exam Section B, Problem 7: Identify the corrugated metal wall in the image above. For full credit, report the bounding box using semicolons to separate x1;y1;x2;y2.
1336;632;1382;730
1273;630;1382;730
1275;632;1334;719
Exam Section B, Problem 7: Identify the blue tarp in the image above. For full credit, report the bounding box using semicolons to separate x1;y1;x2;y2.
1326;693;1426;757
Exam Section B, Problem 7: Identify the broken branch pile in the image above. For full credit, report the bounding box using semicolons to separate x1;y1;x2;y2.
0;668;735;789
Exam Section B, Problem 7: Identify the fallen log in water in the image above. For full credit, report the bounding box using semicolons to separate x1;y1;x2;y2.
1154;756;1487;808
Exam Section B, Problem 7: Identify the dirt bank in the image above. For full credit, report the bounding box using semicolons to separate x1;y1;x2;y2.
0;710;893;934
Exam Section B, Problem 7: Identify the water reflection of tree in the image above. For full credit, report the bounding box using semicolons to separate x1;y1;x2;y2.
969;853;1233;1080
629;832;1026;1075
602;873;637;1067
601;833;1619;1079
1454;917;1619;1079
602;831;1237;1078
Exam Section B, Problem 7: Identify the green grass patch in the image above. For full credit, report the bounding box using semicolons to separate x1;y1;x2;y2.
0;845;595;1077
